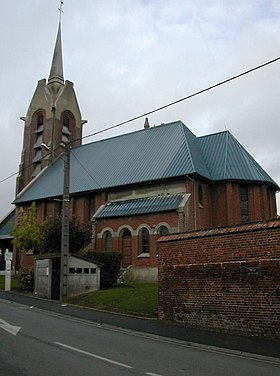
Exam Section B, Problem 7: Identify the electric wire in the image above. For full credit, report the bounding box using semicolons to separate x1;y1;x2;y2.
0;55;279;186
77;55;280;143
70;149;101;188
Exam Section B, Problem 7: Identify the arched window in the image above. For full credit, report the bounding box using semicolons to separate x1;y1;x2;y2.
103;231;112;253
33;112;44;177
158;226;169;236
139;228;150;254
62;115;71;144
37;115;43;127
63;116;70;127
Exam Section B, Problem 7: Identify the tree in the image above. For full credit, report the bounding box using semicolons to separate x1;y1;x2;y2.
40;216;91;254
12;203;91;255
12;202;44;254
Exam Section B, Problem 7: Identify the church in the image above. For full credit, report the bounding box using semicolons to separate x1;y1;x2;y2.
11;20;278;281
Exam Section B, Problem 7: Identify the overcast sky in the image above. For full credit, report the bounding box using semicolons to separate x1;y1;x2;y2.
0;0;280;220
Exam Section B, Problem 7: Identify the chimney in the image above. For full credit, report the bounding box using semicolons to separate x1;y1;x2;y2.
144;117;150;129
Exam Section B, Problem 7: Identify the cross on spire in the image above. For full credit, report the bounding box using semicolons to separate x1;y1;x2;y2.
59;0;64;22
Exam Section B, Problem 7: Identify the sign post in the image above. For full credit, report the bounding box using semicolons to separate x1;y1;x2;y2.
4;249;13;292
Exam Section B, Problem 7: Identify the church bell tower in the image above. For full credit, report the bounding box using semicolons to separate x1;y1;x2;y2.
16;19;85;194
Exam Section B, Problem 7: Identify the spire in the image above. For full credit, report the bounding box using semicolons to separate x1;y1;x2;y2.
48;21;64;87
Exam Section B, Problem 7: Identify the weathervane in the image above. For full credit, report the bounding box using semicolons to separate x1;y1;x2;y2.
59;0;64;22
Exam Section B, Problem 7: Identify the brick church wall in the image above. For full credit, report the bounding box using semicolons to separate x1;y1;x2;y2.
158;219;280;338
96;211;179;267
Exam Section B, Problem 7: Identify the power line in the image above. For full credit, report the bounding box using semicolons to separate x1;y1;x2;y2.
79;55;280;143
71;149;101;188
0;55;279;187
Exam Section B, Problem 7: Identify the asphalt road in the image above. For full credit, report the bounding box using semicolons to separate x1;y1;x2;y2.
0;290;279;359
0;299;279;376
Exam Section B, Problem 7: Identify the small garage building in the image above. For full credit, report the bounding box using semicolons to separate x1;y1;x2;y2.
34;254;101;299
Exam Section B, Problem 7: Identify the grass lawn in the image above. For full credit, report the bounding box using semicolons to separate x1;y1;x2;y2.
0;275;22;291
69;282;158;318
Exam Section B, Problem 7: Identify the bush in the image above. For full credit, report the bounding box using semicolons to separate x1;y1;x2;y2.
12;203;44;254
82;252;122;288
40;217;91;254
17;267;34;292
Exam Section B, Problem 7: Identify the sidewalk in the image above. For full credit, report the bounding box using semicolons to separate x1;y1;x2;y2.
0;290;279;359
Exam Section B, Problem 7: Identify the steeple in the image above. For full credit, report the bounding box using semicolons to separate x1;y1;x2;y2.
16;1;85;194
48;21;64;88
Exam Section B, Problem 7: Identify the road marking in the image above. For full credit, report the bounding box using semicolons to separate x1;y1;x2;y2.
55;342;133;369
146;373;163;376
13;304;279;366
0;318;21;336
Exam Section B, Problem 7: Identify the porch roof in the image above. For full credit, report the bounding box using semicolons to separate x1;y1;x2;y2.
95;193;185;219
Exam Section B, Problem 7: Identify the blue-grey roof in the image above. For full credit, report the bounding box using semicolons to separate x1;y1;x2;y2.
0;209;15;238
14;121;278;204
95;194;185;219
197;131;278;183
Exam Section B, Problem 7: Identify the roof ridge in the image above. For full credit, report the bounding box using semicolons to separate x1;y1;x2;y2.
227;132;278;185
181;124;212;179
0;207;16;224
198;129;229;139
180;124;196;172
223;131;229;179
77;120;184;151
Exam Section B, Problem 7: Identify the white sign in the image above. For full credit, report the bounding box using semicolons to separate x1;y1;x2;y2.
5;260;11;291
5;250;13;262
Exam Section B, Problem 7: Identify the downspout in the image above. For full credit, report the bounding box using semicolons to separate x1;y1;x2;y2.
187;175;197;230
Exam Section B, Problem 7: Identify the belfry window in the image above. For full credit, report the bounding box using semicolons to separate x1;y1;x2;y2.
32;163;41;178
32;113;44;177
35;115;44;134
62;115;71;144
63;116;69;127
37;115;43;126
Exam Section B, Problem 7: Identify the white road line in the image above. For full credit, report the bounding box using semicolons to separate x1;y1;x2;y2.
0;318;21;336
146;373;163;376
13;304;279;366
55;342;133;369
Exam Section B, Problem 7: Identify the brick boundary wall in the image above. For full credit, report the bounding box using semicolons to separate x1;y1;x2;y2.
158;219;280;338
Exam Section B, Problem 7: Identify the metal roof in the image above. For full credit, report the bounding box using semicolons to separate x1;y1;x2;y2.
14;121;278;204
95;193;185;219
0;209;15;238
198;131;278;184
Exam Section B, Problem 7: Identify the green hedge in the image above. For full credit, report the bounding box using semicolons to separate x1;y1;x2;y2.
83;252;122;288
17;267;34;292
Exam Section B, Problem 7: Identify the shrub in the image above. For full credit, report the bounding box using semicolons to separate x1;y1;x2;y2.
12;203;44;254
40;217;91;254
17;267;34;292
82;252;122;288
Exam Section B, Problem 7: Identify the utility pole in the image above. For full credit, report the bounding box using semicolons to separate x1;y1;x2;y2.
60;142;70;304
